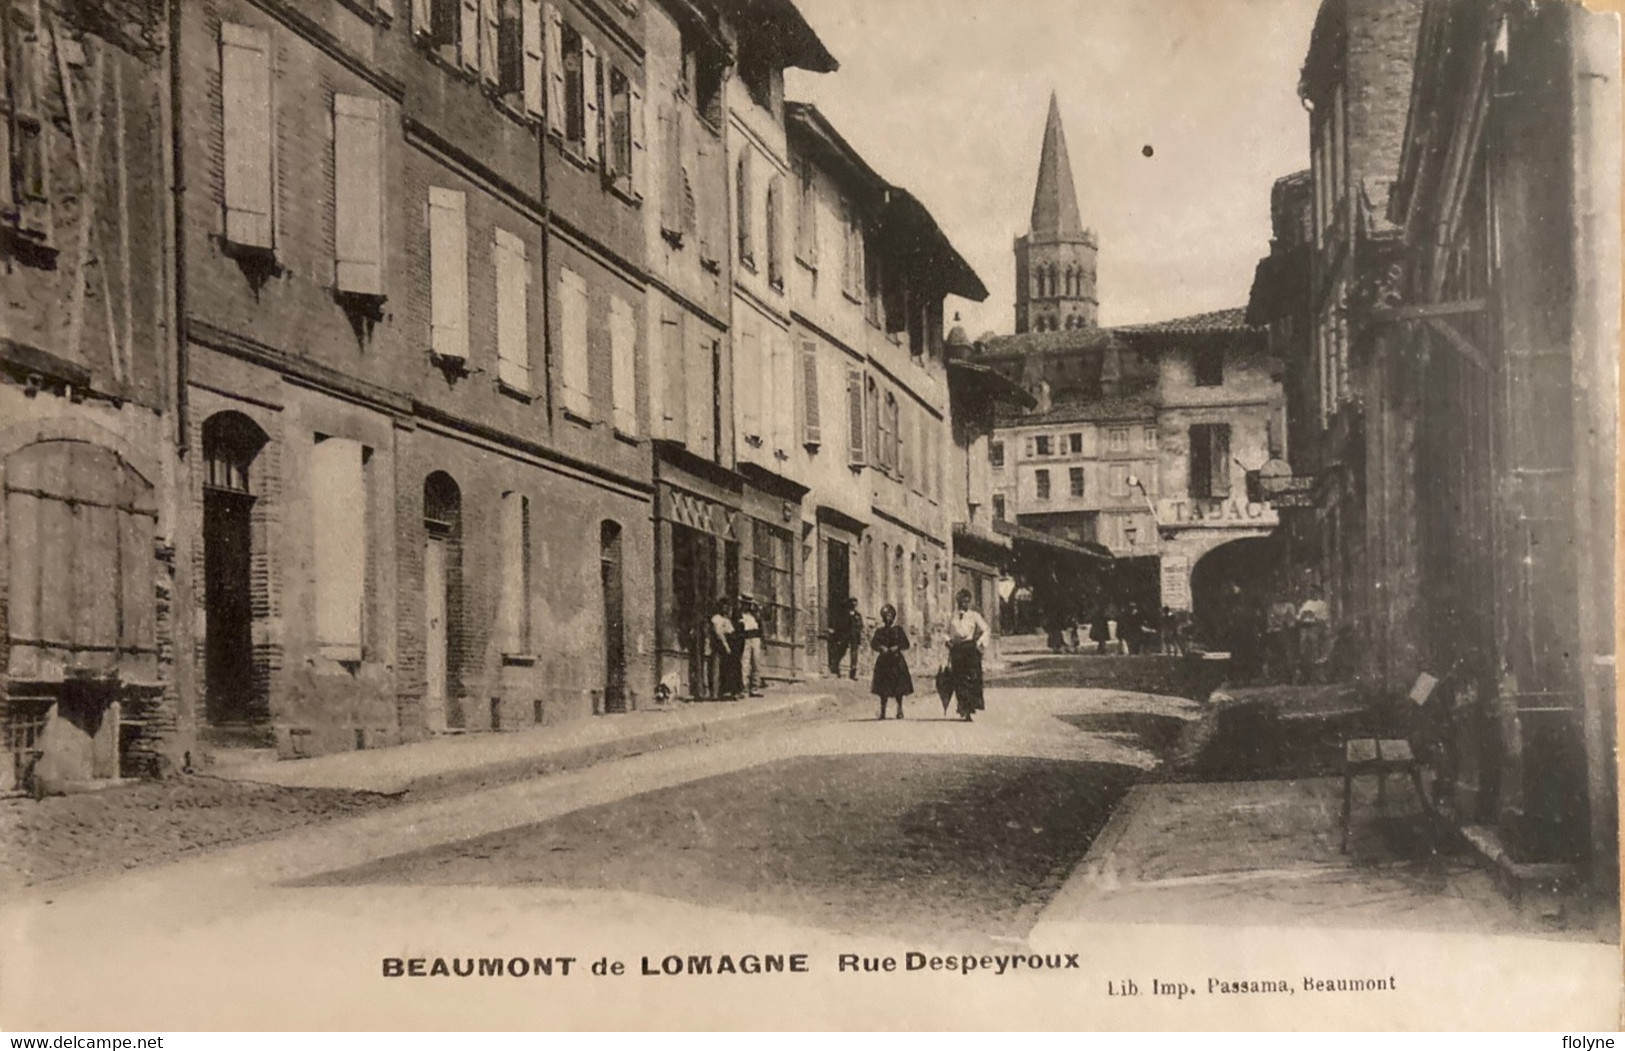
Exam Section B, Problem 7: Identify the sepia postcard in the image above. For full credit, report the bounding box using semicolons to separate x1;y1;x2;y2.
0;0;1619;1032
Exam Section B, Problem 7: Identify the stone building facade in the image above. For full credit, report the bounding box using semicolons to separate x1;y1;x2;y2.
170;0;661;762
783;102;986;675
3;0;999;781
1;0;179;790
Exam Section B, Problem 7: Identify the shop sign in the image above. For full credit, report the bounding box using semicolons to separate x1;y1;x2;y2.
1156;498;1280;528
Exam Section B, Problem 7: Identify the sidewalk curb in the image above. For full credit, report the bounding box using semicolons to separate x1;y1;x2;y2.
221;692;845;801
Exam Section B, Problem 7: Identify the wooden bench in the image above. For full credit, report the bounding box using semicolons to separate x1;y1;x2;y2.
1340;736;1428;853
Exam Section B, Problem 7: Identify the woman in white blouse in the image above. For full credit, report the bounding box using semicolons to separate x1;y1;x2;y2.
945;589;990;722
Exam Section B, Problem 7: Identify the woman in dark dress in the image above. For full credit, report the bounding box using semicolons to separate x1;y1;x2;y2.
869;604;913;720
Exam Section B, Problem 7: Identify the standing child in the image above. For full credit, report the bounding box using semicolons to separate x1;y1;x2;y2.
869;604;914;720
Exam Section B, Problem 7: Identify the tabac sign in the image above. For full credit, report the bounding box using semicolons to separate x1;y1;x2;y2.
1156;497;1279;529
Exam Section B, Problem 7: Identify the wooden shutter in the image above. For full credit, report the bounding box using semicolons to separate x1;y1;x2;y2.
428;187;468;360
800;340;820;446
739;323;761;443
686;328;715;459
866;378;880;467
333;94;383;296
660;313;683;434
1210;424;1232;497
581;37;600;164
4;443;158;685
559;267;590;416
494;228;530;389
412;0;432;36
766;176;783;286
311;437;367;662
544;3;565;135
220;23;274;249
478;0;500;83
497;492;526;654
629;80;645;197
520;0;545;118
659;100;680;233
846;368;864;466
736;150;753;263
458;0;480;70
697;135;716;262
610;295;636;434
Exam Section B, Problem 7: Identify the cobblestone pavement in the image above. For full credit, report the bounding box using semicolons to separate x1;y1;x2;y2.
0;776;399;895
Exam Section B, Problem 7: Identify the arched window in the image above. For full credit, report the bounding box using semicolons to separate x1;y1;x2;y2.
202;411;268;494
424;472;462;538
1031;270;1043;299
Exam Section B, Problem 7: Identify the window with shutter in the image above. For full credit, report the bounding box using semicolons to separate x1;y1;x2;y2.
428;187;468;360
220;23;274;251
800;341;820;447
521;0;544;118
311;436;368;662
559;267;590;417
610;295;636;434
846;368;864;467
334;95;384;298
605;65;633;193
494;228;530;390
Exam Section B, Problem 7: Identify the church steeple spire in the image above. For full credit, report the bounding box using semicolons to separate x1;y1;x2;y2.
1030;92;1084;238
1013;94;1098;334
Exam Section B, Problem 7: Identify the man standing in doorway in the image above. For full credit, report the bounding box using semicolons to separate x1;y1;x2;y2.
739;597;765;697
828;597;864;679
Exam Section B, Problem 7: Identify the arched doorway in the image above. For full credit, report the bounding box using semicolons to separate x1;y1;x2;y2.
600;520;627;713
1189;536;1279;652
423;472;462;732
201;412;268;729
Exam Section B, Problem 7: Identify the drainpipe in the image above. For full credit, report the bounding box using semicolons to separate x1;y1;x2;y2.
167;0;188;456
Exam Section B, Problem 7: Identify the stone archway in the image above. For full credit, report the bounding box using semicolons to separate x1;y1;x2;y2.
1188;535;1280;652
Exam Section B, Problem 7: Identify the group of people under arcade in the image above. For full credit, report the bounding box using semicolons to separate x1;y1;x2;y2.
1042;600;1173;656
700;596;768;701
828;591;992;722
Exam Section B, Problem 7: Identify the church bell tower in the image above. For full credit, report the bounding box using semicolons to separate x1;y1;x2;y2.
1014;93;1098;333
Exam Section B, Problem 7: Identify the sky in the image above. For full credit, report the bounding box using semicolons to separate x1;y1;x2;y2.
785;0;1323;335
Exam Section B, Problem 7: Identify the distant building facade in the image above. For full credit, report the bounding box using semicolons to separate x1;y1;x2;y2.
982;311;1283;635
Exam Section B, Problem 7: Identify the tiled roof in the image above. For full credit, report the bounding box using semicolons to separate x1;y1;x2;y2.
1112;307;1259;336
994;396;1158;428
976;327;1119;357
